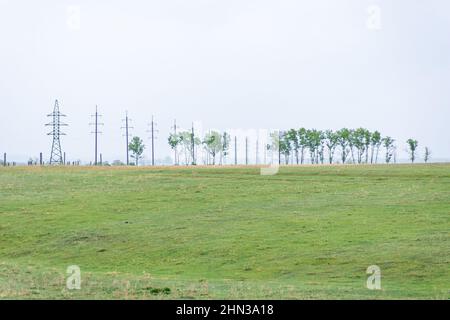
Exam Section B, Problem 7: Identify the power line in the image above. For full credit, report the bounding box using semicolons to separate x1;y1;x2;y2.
45;99;68;165
89;105;103;165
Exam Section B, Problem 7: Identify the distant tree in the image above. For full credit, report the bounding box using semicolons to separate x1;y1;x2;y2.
221;132;231;164
203;131;222;165
168;133;182;165
112;160;125;166
363;129;372;163
325;130;339;164
337;128;351;164
128;136;145;166
424;147;431;163
268;131;280;164
298;128;308;164
279;131;291;164
370;131;382;164
383;136;395;164
353;128;367;164
406;139;419;163
287;129;300;164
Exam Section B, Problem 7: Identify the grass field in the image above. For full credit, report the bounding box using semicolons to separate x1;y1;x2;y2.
0;164;449;299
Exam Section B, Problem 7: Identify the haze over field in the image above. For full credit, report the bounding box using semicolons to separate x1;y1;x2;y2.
0;0;449;163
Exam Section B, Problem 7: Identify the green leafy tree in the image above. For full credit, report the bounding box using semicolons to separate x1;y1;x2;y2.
279;131;291;164
406;139;419;163
221;132;231;164
287;129;300;164
168;133;182;165
325;130;339;164
424;147;431;163
353;128;367;164
298;128;308;164
128;136;145;166
363;129;372;163
203;131;222;165
337;128;351;164
383;136;395;164
370;131;382;164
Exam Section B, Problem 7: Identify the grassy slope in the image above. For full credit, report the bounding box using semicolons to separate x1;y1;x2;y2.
0;164;449;299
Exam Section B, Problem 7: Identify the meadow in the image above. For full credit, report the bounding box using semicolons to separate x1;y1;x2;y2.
0;164;449;299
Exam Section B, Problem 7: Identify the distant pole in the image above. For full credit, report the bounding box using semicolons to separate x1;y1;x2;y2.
100;153;103;165
191;123;196;165
245;137;248;165
90;106;103;165
151;116;155;165
3;153;6;166
40;153;43;165
63;152;66;165
234;136;237;165
256;138;259;165
121;112;133;165
126;114;129;165
173;119;178;165
278;131;282;165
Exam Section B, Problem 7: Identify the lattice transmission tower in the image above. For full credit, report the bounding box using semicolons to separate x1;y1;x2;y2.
46;100;68;165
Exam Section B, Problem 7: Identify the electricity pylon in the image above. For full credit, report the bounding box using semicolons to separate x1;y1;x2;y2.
90;105;103;165
46;100;67;165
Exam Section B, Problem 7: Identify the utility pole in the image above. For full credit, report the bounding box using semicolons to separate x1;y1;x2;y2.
278;131;282;165
39;153;43;165
90;105;103;165
191;123;196;165
171;119;179;165
3;153;5;166
121;112;133;165
46;99;68;165
256;138;259;165
245;137;249;165
234;136;237;165
147;115;158;166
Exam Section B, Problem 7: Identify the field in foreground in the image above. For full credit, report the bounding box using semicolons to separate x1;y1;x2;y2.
0;164;449;299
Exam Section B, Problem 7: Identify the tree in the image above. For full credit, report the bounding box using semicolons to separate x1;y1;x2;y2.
168;133;182;165
337;128;351;164
363;129;372;163
382;136;395;164
221;132;231;165
424;147;431;163
128;136;145;166
353;128;367;164
269;131;280;164
287;129;300;164
203;131;222;165
370;131;382;164
406;139;419;163
298;128;308;164
325;130;339;164
279;131;291;164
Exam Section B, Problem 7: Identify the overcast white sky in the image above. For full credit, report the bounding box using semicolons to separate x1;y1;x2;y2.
0;0;449;163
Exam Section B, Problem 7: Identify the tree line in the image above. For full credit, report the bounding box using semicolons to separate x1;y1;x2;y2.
161;127;426;166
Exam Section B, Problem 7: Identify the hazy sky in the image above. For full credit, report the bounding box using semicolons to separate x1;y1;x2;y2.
1;0;449;163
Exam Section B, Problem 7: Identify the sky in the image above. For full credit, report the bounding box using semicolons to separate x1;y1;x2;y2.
0;0;449;164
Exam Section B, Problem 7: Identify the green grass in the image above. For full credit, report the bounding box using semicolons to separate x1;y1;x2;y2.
0;164;449;299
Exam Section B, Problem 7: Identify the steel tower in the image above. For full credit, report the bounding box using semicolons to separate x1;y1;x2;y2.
46;100;67;165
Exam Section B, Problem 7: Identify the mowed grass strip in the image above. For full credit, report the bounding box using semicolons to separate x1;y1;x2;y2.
0;164;449;299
